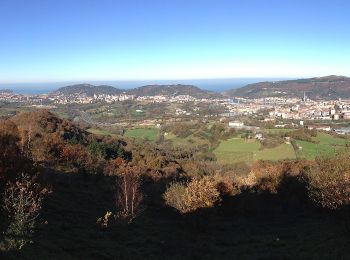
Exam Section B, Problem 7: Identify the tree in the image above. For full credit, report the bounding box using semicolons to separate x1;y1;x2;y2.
115;163;143;223
87;139;125;160
60;144;95;173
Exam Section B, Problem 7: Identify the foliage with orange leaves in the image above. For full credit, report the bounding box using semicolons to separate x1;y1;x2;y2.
60;144;96;173
0;119;32;181
164;176;220;214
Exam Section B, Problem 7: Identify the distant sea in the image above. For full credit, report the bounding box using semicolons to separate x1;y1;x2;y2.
0;78;291;94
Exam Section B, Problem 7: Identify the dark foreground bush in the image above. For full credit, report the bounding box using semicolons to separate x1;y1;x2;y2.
307;152;350;210
1;173;51;250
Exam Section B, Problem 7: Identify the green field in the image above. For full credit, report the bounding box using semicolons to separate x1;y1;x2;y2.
296;132;347;159
87;126;348;162
214;137;296;164
124;128;159;141
214;133;347;164
165;133;209;146
87;128;119;137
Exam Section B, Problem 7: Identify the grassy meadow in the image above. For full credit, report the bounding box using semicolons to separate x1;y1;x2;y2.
87;124;348;164
124;128;159;141
295;132;347;159
126;127;348;163
214;137;296;164
165;133;209;146
214;132;347;164
87;127;159;141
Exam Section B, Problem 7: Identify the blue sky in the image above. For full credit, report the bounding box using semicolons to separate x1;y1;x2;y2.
1;0;350;83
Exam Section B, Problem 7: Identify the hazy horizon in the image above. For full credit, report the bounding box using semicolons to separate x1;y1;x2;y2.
0;77;293;94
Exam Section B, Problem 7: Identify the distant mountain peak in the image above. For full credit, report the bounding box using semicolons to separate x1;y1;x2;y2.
54;84;124;96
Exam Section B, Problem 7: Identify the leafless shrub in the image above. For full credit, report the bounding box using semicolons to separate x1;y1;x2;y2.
2;173;51;250
163;182;187;213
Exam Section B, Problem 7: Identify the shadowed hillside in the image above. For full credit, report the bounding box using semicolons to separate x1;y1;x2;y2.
1;111;350;259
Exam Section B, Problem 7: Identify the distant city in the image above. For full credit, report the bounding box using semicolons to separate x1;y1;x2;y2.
2;76;350;135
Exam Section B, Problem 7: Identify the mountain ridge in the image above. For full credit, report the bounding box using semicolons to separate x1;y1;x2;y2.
225;75;350;99
54;84;125;96
54;83;221;98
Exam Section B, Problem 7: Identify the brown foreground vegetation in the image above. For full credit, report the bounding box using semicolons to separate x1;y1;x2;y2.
0;110;350;259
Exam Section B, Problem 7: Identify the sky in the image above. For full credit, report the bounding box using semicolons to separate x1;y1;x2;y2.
1;0;350;84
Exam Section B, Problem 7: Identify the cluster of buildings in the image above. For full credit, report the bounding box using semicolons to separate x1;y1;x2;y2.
0;90;49;104
135;94;213;103
0;90;216;105
224;96;350;122
50;93;136;104
3;87;350;126
267;100;350;121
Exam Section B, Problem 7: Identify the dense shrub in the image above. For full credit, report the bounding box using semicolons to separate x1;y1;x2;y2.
260;135;285;149
87;139;125;160
170;123;193;138
251;162;285;194
181;161;217;178
164;176;220;214
286;129;318;143
307;152;350;210
231;161;251;176
60;144;95;173
0;119;32;182
216;176;241;197
162;182;187;213
251;160;310;195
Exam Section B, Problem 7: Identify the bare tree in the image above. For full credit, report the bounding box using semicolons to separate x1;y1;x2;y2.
116;164;143;223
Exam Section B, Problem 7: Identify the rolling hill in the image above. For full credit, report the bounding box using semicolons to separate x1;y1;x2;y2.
54;84;125;96
225;75;350;99
127;84;220;98
53;84;222;98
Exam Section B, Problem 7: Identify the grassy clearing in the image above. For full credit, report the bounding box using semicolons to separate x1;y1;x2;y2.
87;128;119;137
124;128;159;141
0;107;31;117
214;137;296;164
296;132;347;159
165;133;209;147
